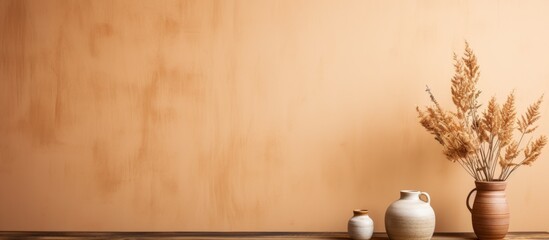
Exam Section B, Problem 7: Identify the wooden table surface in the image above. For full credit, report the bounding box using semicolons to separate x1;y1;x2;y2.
0;232;548;239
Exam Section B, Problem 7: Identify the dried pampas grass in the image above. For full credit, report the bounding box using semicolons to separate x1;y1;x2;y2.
417;42;546;181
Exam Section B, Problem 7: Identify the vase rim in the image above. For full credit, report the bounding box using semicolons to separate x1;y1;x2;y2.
475;180;508;186
475;180;507;183
400;189;420;193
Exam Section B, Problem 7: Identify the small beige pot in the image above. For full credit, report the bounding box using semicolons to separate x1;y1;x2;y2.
348;209;374;240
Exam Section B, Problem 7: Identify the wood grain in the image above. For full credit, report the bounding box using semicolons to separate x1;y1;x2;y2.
0;232;548;240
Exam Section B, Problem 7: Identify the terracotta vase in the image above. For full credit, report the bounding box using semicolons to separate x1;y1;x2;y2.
348;209;374;240
466;181;509;240
385;190;435;240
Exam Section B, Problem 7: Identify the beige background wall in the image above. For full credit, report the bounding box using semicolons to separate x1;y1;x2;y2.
1;0;549;232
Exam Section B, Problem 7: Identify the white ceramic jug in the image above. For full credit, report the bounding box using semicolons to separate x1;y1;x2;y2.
385;190;435;240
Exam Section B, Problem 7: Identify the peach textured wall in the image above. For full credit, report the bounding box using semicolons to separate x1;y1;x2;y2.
1;0;549;232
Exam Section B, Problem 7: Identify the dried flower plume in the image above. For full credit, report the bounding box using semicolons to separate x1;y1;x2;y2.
417;42;546;181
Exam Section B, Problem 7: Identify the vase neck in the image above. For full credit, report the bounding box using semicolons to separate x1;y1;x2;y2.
475;181;507;191
353;209;368;217
400;190;420;200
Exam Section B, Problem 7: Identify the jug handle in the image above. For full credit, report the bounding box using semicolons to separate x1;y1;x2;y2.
419;192;431;204
466;188;477;213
